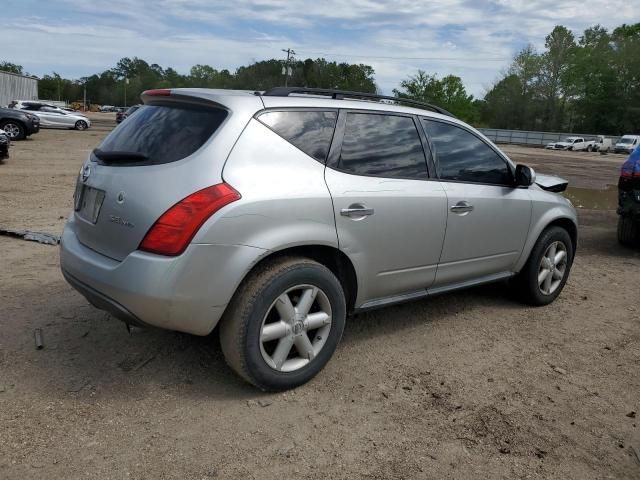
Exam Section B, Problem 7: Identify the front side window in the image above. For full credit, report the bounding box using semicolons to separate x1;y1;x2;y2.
422;119;512;185
337;113;428;179
258;110;337;162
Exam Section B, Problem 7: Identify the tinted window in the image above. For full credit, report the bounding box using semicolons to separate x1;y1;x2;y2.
338;113;427;178
259;111;337;162
422;119;512;185
96;104;227;165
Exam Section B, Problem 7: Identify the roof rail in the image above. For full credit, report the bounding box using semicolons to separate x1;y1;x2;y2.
262;87;455;117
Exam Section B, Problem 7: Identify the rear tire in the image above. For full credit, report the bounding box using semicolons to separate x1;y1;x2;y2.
0;121;25;140
219;256;346;391
514;227;574;306
586;145;593;152
617;216;639;246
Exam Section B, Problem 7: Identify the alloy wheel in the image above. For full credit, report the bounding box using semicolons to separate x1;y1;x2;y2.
2;123;20;139
259;284;332;372
538;241;568;295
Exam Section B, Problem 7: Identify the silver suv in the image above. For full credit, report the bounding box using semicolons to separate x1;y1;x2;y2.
60;87;577;390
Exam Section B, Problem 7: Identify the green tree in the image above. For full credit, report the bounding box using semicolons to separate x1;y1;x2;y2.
539;26;576;130
393;70;478;122
0;61;23;74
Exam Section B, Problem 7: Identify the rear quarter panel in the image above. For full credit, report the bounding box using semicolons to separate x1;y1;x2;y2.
193;118;338;250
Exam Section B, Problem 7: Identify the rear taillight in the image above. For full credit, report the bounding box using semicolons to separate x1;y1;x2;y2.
139;183;241;256
621;156;640;177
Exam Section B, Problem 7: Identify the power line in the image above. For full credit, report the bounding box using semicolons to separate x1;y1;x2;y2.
293;50;510;62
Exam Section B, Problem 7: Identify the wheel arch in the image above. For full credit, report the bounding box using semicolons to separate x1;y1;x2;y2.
237;244;358;314
514;209;578;273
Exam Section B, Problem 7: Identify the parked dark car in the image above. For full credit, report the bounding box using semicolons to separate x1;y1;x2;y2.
0;128;9;157
618;147;640;246
116;104;141;124
0;107;40;140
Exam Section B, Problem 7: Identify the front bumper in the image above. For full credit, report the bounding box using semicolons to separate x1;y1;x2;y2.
60;217;266;335
26;121;40;135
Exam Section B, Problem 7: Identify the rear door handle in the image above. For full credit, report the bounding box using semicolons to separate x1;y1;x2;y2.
450;201;474;214
340;204;375;218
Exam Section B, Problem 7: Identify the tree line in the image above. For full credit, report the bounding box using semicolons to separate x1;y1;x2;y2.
2;21;638;135
477;23;640;135
1;57;377;108
392;23;640;135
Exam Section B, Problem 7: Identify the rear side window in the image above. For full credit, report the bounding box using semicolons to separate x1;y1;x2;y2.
258;110;337;162
422;119;512;185
96;104;227;165
338;113;428;179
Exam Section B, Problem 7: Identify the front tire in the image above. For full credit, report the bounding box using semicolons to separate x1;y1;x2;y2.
0;121;25;140
75;120;88;130
220;256;346;391
617;216;639;246
514;227;574;306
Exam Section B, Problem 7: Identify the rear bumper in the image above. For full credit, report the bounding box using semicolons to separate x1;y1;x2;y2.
60;217;266;335
62;269;150;328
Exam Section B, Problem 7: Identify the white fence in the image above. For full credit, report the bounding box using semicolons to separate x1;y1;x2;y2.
0;70;38;108
479;128;621;147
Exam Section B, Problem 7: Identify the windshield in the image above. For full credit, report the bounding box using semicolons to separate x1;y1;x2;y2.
620;137;635;144
563;137;576;143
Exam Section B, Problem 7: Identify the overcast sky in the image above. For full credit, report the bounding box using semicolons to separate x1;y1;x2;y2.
4;0;637;97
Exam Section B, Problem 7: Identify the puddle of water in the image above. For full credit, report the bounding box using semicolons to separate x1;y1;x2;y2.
563;185;618;210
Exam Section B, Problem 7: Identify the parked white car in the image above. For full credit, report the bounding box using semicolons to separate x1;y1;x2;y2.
19;102;90;130
545;137;596;151
614;135;640;154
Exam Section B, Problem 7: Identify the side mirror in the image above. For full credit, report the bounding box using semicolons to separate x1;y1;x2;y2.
515;164;536;187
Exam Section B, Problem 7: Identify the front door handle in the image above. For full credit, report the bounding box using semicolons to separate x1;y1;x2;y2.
450;201;474;214
340;204;375;218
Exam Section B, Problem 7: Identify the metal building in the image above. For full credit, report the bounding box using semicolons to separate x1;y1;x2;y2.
0;70;38;108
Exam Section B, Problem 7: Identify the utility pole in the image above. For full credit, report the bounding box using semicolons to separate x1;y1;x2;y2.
123;77;129;108
281;48;295;87
83;82;87;112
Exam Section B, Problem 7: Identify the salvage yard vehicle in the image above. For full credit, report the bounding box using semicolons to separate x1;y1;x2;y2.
618;147;640;246
0;107;40;140
60;87;578;391
594;135;612;153
116;104;141;124
18;102;91;130
545;136;596;151
614;135;640;155
0;128;9;157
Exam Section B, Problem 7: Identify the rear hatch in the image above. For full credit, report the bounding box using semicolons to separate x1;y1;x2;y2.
72;90;260;261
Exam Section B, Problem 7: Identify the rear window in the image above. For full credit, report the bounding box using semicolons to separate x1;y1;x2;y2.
95;104;227;165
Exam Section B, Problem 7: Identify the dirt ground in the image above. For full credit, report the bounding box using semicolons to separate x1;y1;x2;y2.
1;118;639;479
